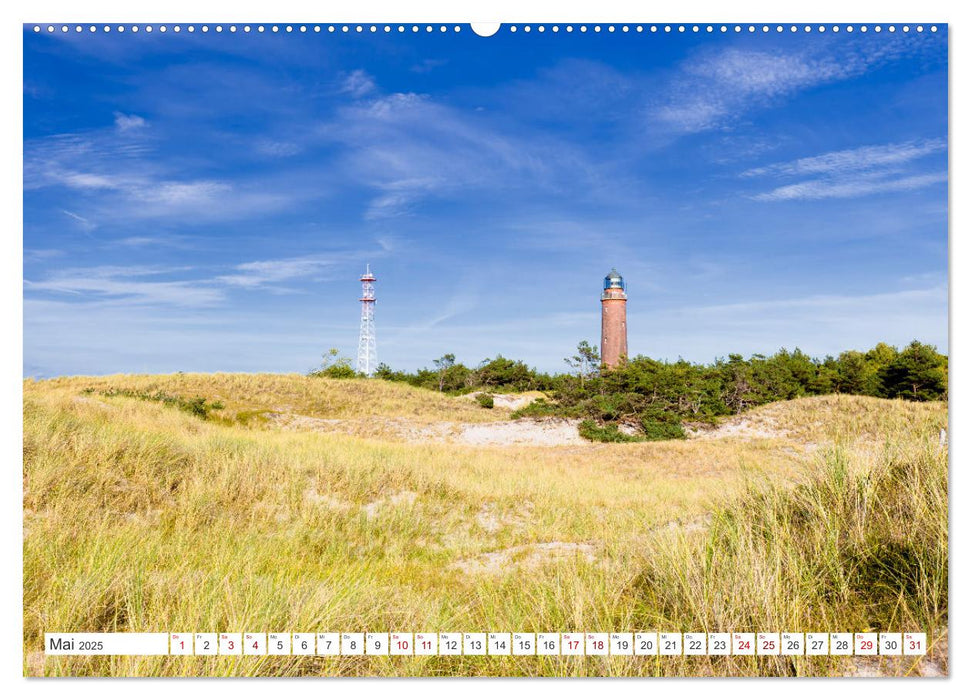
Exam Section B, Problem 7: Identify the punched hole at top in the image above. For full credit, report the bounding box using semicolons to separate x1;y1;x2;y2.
471;23;500;37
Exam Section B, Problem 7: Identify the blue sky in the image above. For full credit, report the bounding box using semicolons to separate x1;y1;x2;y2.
23;25;948;377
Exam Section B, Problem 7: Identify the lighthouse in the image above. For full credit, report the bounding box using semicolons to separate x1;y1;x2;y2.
600;268;628;369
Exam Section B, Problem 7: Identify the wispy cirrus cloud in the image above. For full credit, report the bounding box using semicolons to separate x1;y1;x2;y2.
654;49;834;132
653;34;941;134
26;131;227;203
24;249;64;263
113;234;196;249
410;58;448;74
25;251;380;310
254;139;302;157
324;87;604;219
327;90;539;218
25;125;290;223
25;265;224;307
753;171;947;201
746;139;947;201
218;240;394;289
217;256;338;288
743;139;947;178
61;209;95;232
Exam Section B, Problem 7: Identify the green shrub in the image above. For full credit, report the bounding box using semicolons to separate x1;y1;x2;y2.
511;398;571;419
183;396;209;418
475;393;494;409
309;348;358;379
91;388;224;420
315;364;358;379
233;409;270;427
639;408;686;441
578;412;685;443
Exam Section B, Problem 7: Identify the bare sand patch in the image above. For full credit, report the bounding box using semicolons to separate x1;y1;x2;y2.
475;501;535;533
269;413;343;431
919;659;946;677
303;488;352;511
363;490;418;518
268;411;583;447
843;657;946;678
686;415;789;441
457;419;583;446
453;541;596;575
303;488;418;517
465;392;543;411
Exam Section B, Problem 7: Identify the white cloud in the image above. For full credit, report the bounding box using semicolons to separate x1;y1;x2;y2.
324;89;594;219
61;209;95;232
25;265;223;307
113;235;194;249
24;125;292;223
363;177;445;220
745;139;947;201
653;36;939;134
340;69;376;98
59;171;126;190
24;249;64;262
654;48;842;133
410;58;448;74
217;244;392;289
744;139;947;178
114;112;147;131
217;257;336;288
32;157;230;209
135;180;231;206
753;172;947;201
255;139;302;157
26;247;386;310
115;236;162;247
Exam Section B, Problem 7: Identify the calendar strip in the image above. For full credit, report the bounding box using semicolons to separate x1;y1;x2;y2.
44;632;927;657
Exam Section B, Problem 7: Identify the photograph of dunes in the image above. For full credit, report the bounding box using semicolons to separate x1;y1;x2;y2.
23;20;948;678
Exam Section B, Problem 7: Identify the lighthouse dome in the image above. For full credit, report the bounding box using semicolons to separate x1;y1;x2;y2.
603;268;625;290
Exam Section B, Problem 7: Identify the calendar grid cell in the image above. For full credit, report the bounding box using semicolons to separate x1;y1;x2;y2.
684;632;705;656
634;632;658;656
513;632;535;656
438;633;462;656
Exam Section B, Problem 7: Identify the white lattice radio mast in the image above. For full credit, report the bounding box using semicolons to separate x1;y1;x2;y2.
357;264;377;376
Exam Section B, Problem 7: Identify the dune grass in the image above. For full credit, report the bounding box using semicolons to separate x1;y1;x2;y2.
33;373;512;425
22;375;947;677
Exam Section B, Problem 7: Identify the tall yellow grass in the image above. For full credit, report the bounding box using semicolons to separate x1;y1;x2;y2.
32;373;512;424
23;375;947;677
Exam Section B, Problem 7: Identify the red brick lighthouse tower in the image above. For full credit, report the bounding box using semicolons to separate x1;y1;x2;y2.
601;268;628;369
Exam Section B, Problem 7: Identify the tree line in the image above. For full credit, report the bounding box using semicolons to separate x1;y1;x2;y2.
311;340;947;442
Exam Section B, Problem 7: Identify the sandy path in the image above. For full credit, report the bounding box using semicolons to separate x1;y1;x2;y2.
267;412;585;446
457;419;584;446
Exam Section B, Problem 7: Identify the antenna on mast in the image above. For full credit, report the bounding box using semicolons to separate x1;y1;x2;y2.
357;265;377;376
